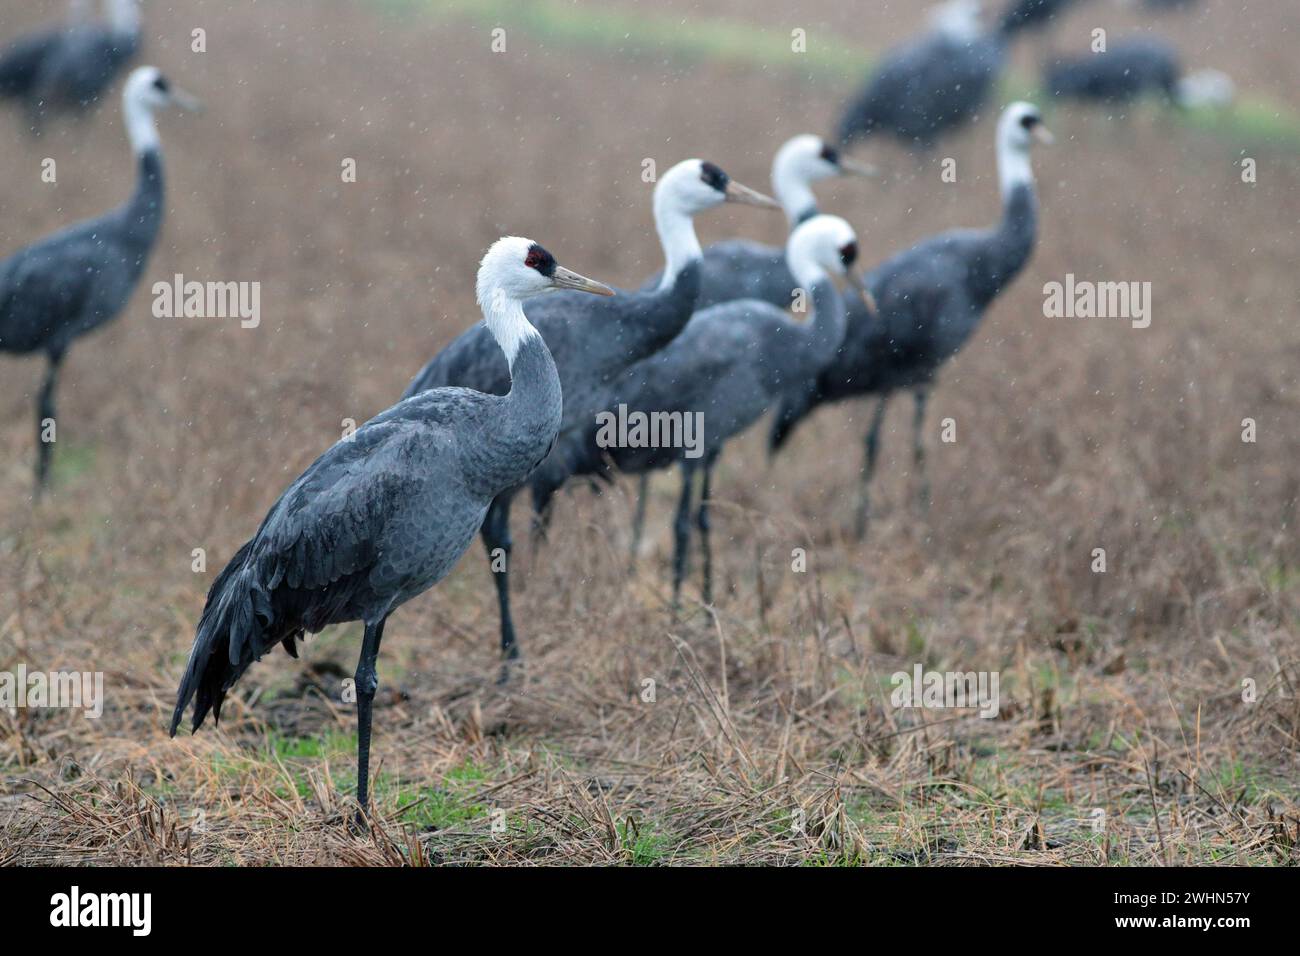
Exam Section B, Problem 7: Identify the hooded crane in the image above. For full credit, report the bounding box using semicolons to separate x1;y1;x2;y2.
170;237;615;820
0;65;198;494
0;0;141;131
837;0;1008;151
569;216;866;605
1043;38;1233;110
402;160;779;671
0;0;89;100
771;103;1052;538
644;136;874;311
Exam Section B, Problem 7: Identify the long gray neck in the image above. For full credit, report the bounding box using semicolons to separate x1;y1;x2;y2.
969;181;1036;307
463;324;562;497
114;148;164;274
505;334;561;438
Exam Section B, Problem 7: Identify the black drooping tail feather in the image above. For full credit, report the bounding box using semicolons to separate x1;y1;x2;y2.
769;380;822;456
169;539;280;736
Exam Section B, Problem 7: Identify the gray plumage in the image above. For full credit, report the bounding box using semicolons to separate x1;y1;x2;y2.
0;27;67;98
838;5;1007;150
0;0;141;129
662;240;790;312
0;66;179;492
171;341;560;732
401;159;776;667
405;265;700;445
1043;39;1182;105
403;263;701;663
170;236;609;817
563;216;859;604
772;104;1048;538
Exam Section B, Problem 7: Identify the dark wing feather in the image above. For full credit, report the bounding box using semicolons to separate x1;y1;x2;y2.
0;28;65;97
0;224;110;354
170;388;493;734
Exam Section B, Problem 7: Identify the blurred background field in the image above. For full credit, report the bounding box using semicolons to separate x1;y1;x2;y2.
0;0;1297;865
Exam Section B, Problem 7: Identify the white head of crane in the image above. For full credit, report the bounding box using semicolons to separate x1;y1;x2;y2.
121;66;201;155
771;135;875;226
653;158;780;289
997;101;1053;197
787;214;873;309
476;237;614;368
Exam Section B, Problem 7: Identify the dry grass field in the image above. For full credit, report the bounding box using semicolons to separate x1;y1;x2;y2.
0;0;1297;865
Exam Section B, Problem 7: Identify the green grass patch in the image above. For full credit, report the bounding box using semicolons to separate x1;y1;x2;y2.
44;442;97;491
391;759;492;830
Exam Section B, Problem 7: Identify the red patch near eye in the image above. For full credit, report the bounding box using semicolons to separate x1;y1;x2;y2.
525;250;543;268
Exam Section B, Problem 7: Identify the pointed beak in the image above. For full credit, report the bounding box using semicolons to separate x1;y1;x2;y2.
838;156;878;177
724;179;781;210
169;87;203;112
551;266;615;296
1032;125;1055;145
846;271;878;316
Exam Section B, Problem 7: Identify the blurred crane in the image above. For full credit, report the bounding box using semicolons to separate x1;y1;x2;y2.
0;0;142;131
0;66;198;494
838;0;1010;150
1044;38;1233;109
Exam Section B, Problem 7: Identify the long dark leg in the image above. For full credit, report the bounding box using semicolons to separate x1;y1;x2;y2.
629;473;649;571
354;615;388;820
697;462;715;605
671;463;696;608
35;348;66;496
480;495;519;665
912;386;931;513
853;396;891;540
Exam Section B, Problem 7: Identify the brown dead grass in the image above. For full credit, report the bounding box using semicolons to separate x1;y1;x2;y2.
0;0;1297;865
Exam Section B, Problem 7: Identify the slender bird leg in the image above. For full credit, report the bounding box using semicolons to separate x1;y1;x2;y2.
671;463;695;611
912;387;931;514
353;615;388;827
34;349;66;497
628;472;649;572
480;497;520;681
853;396;890;540
697;463;714;605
